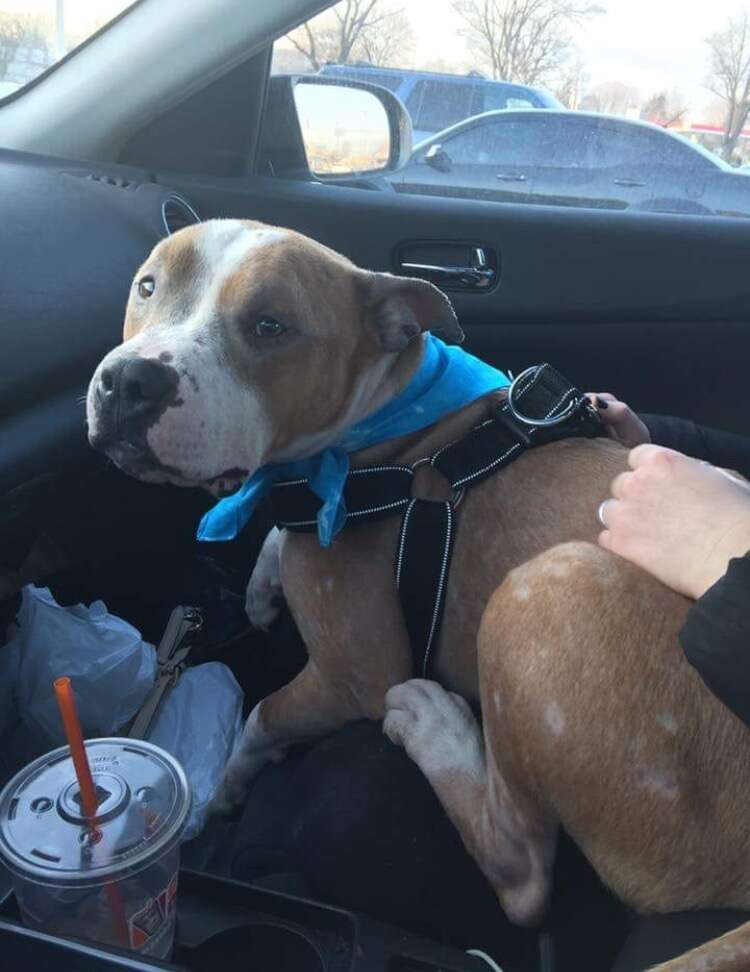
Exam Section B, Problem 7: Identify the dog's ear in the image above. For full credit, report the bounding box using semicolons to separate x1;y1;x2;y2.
359;271;464;352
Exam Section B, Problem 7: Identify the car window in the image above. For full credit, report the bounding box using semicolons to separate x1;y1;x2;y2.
406;80;473;134
478;85;535;113
443;118;562;167
589;125;665;166
270;0;750;218
0;0;135;101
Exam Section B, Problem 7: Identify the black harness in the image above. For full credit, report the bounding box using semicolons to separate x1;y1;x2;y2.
270;363;603;679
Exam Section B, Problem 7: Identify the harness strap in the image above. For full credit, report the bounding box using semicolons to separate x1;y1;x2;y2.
269;363;601;680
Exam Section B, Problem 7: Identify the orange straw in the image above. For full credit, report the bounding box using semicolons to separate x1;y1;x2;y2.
54;677;130;948
54;678;98;820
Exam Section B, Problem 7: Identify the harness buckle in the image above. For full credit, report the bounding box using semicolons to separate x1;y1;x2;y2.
506;366;580;429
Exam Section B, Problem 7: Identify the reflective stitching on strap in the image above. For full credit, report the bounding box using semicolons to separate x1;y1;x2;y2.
422;502;453;677
451;442;523;489
275;464;411;490
544;387;577;420
429;416;496;467
280;497;411;529
346;498;411;519
274;477;308;487
350;464;413;477
514;363;546;402
276;465;414;527
395;499;418;587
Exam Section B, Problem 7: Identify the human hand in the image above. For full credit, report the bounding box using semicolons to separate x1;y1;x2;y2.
586;393;651;449
598;445;750;600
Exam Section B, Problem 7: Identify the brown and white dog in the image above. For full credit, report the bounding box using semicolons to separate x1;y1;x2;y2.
88;219;750;972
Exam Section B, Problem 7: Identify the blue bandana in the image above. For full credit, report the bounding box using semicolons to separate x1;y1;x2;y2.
197;335;510;547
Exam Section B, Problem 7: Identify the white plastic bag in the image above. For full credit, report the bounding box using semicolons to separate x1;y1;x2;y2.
148;662;244;840
12;586;157;744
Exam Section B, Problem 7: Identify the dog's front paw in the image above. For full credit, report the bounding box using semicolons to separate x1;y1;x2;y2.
245;527;284;630
384;679;484;780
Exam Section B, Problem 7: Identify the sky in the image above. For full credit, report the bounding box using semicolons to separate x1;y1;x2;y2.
307;0;747;119
0;0;129;27
2;0;746;117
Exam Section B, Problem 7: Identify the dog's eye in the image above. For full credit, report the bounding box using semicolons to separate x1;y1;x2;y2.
254;318;286;339
137;276;156;299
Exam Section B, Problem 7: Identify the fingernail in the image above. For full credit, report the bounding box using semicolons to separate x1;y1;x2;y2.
596;397;609;410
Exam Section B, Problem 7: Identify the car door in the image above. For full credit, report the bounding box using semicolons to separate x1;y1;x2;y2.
526;115;628;211
3;0;750;508
396;115;541;205
587;121;720;215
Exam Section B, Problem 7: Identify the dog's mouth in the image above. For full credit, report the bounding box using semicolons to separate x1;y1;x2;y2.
92;435;247;495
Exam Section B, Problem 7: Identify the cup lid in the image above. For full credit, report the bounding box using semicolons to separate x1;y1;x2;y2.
0;738;191;886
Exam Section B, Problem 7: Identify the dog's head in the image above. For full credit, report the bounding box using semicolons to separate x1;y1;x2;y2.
87;219;462;492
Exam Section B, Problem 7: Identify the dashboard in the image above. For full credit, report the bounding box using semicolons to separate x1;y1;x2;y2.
0;149;200;495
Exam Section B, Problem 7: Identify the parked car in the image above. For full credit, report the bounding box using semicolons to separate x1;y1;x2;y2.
390;109;750;217
318;63;562;142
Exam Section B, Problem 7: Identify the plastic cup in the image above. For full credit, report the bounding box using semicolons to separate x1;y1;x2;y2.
0;738;191;958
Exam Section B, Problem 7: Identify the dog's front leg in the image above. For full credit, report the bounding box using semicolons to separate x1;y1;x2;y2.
213;527;413;815
245;526;284;630
210;658;365;815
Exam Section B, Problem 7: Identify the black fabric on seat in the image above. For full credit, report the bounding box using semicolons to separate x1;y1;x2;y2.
229;721;539;967
611;911;750;971
228;720;630;972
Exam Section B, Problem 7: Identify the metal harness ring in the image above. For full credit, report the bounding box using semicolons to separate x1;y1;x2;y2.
506;365;581;429
410;457;465;508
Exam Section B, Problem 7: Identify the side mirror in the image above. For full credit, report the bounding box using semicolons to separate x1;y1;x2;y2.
424;144;452;173
257;74;412;181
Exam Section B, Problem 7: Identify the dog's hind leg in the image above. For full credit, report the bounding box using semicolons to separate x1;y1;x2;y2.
384;676;557;926
652;920;750;971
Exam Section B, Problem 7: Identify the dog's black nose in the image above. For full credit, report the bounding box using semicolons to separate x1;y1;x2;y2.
97;356;177;428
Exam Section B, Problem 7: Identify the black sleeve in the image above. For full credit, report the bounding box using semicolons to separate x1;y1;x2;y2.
680;555;750;727
641;415;750;480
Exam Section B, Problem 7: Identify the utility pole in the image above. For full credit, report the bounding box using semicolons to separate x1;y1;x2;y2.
56;0;65;59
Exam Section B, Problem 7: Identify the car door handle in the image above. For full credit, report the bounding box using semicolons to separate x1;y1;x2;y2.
496;173;527;182
400;247;497;291
613;178;646;187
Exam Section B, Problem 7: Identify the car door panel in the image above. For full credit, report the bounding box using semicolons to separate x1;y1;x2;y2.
531;165;628;210
158;170;750;435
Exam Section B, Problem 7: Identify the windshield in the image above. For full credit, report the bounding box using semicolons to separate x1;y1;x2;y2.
0;0;135;100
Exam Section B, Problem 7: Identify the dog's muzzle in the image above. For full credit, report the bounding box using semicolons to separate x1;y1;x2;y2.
90;355;179;449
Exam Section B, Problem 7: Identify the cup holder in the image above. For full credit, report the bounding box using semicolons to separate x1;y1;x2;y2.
181;921;326;972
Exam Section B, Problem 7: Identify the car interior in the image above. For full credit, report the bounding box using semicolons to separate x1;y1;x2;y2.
1;1;750;971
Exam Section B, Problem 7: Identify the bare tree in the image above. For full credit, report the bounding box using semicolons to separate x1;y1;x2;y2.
0;12;48;81
287;0;414;71
451;0;602;86
640;89;688;127
705;11;750;161
357;9;415;66
554;54;587;108
582;79;641;117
